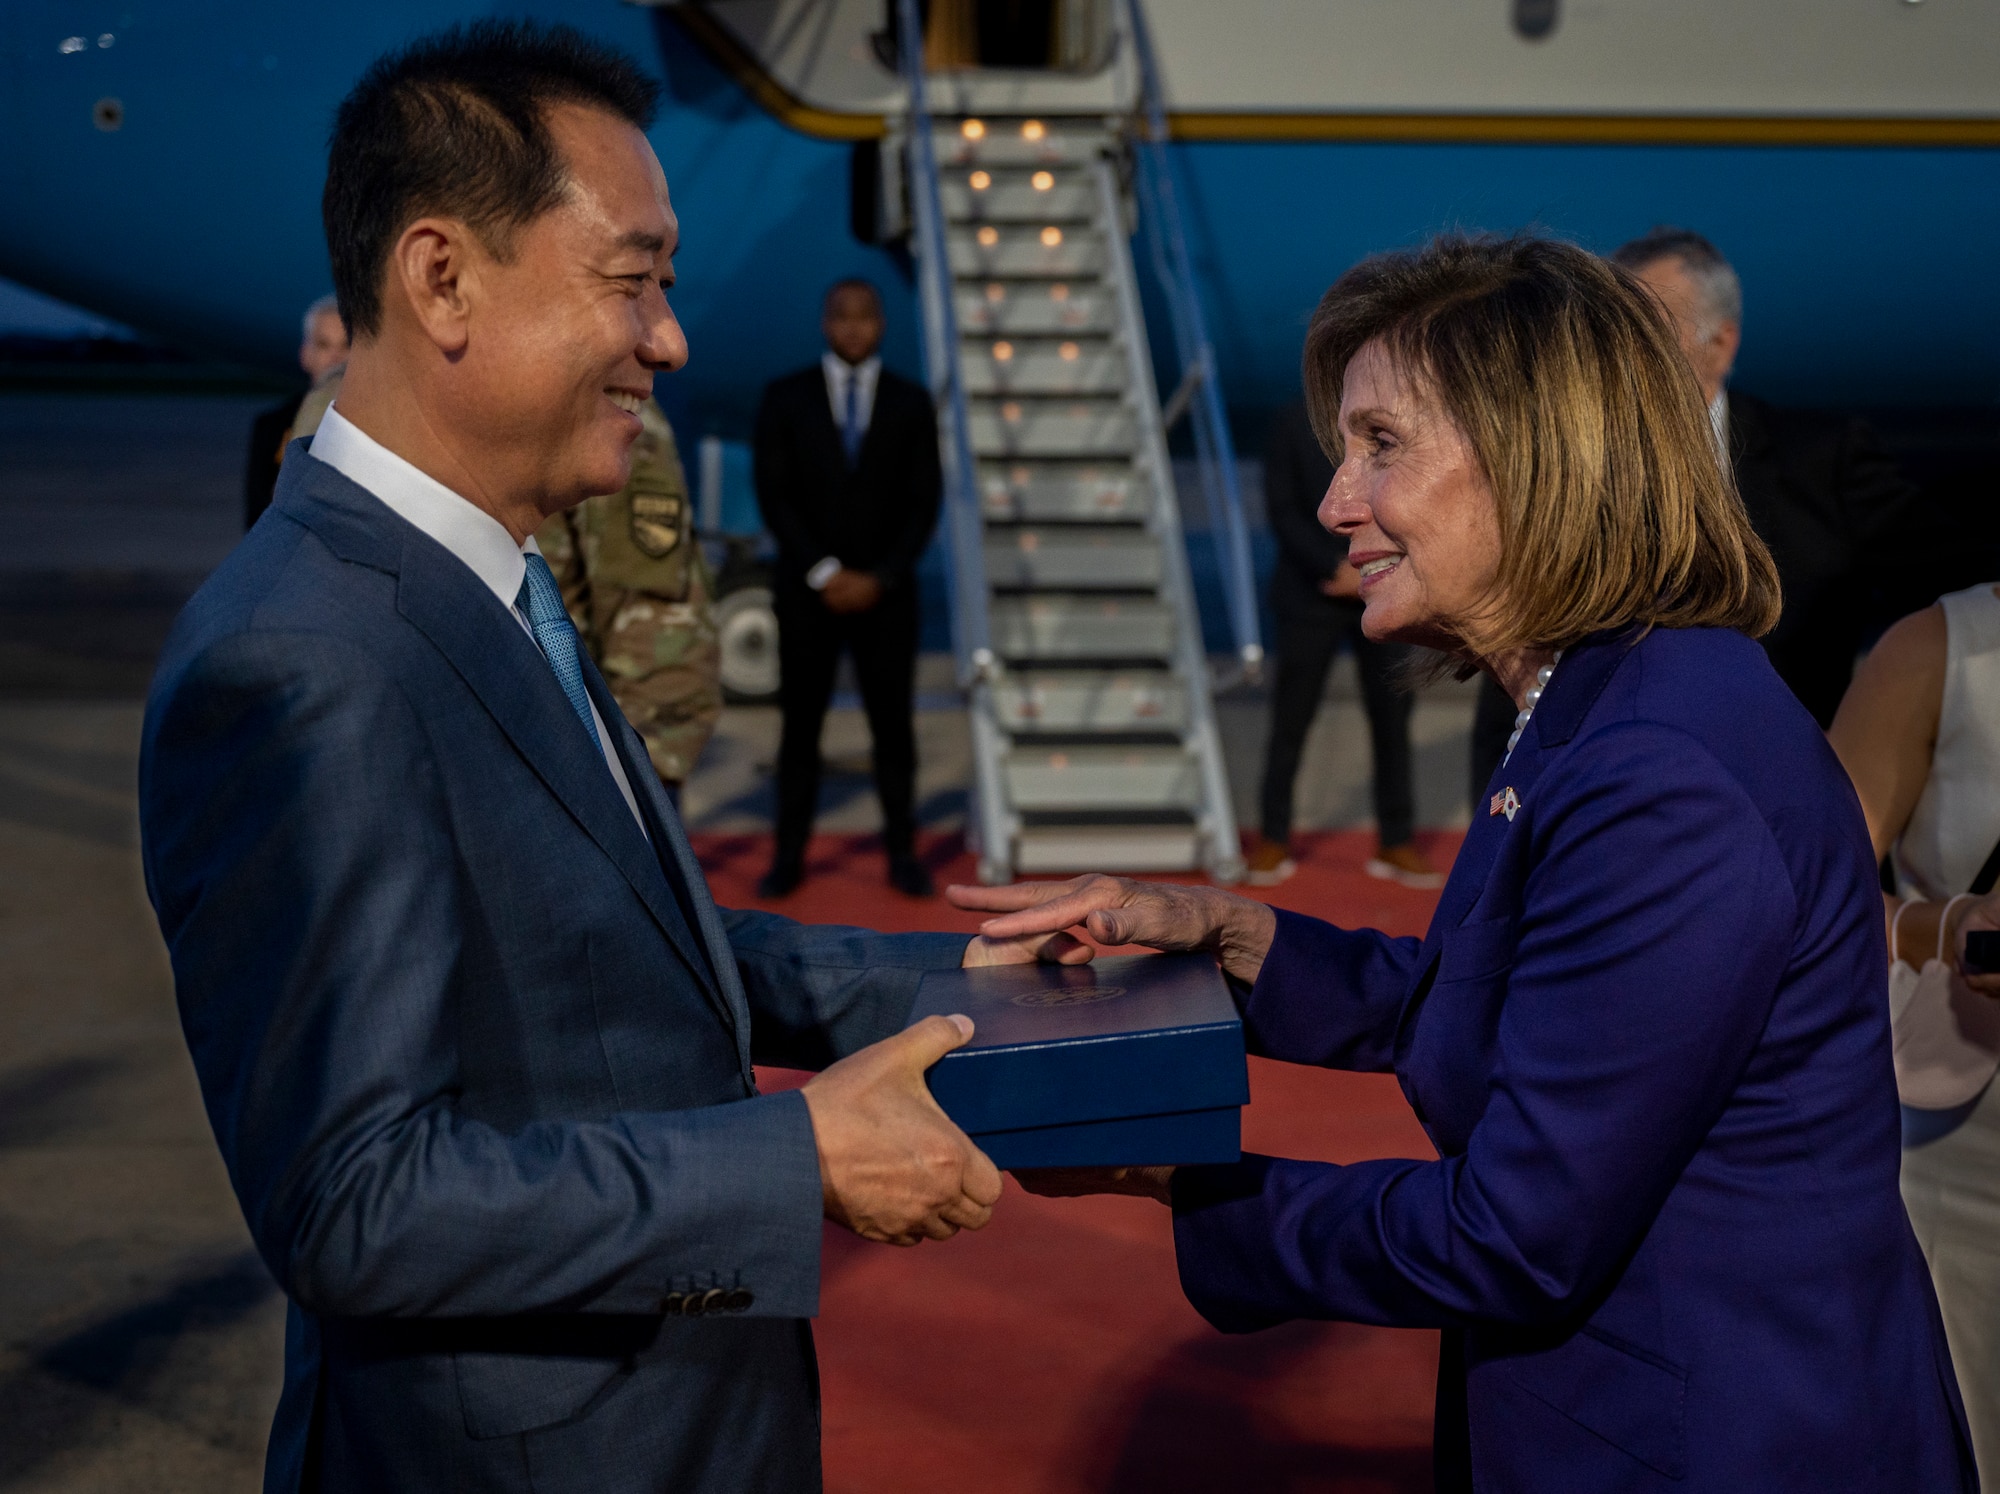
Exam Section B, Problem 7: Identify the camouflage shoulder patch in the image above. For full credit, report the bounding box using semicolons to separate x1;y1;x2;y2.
629;489;683;557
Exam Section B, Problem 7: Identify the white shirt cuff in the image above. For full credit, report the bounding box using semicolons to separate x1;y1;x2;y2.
805;556;842;591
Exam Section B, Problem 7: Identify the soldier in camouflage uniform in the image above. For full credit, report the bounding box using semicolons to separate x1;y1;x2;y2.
534;398;722;793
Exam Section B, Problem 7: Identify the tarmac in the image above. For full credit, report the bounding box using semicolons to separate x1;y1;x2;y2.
0;391;1475;1489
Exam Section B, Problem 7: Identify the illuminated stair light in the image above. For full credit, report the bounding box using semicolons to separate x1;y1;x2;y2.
1059;342;1080;361
977;225;1000;246
962;119;986;139
993;341;1015;361
1040;226;1063;247
1031;171;1054;191
1021;120;1045;141
970;170;991;190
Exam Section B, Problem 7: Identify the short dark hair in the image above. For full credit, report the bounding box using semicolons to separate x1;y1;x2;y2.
823;278;883;316
1609;226;1742;328
323;20;661;338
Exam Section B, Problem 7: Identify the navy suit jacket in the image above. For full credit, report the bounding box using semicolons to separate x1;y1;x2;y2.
1172;626;1975;1492
139;451;967;1493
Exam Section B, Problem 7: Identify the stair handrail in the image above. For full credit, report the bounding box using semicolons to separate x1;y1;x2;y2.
1117;0;1263;676
894;0;995;689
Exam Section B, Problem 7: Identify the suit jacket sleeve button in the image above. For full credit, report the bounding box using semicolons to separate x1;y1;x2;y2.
724;1288;754;1313
697;1287;729;1315
661;1292;685;1315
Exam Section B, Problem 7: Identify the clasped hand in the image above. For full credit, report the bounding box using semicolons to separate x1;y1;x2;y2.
941;874;1278;1205
819;567;882;615
801;879;1272;1236
800;921;1094;1246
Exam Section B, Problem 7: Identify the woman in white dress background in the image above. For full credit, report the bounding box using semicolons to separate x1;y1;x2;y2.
1832;580;2000;1479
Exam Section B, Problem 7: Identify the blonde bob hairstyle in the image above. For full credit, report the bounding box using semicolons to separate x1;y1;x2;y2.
1303;233;1780;662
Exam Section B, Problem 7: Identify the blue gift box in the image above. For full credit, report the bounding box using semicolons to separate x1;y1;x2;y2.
907;952;1249;1169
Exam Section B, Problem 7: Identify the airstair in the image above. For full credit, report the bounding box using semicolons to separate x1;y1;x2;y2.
894;0;1261;885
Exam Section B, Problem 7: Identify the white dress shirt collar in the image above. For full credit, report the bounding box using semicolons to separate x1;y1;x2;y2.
309;404;533;612
822;352;881;435
306;403;649;836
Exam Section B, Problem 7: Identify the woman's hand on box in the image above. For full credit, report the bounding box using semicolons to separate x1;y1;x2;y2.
946;874;1276;986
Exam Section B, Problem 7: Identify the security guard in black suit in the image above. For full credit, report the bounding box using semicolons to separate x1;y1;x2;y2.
752;280;942;898
1616;229;1917;728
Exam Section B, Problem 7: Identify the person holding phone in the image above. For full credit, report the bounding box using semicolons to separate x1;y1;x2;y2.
1831;583;2000;1481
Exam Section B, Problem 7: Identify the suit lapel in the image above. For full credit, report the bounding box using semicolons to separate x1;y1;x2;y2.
588;676;760;1072
802;371;848;478
851;374;893;471
1424;633;1633;941
579;659;750;1049
285;454;739;1036
392;533;706;976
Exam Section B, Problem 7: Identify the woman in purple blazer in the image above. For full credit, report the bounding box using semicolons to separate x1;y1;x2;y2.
953;236;1974;1492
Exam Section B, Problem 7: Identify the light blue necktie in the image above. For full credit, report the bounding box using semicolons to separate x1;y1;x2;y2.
517;552;601;751
842;369;863;468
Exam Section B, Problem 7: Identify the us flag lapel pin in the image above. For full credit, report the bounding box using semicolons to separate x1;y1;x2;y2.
1489;787;1521;821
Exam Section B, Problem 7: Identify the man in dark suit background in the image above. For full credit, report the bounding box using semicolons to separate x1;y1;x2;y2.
1248;399;1438;889
141;26;1083;1492
1471;227;1919;796
1614;229;1917;727
753;281;941;899
241;294;348;528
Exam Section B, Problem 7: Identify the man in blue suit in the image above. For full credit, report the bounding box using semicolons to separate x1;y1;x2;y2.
139;24;1081;1492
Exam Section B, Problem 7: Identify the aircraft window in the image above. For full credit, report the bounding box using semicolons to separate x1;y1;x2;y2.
1513;0;1559;40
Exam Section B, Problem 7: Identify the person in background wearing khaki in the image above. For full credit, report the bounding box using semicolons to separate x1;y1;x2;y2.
536;395;721;803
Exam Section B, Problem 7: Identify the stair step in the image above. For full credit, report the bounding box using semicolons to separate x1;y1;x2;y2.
1014;823;1202;874
962;338;1122;396
937;122;1106;168
969;398;1132;457
949;226;1105;278
1005;744;1201;812
980;462;1145;521
991;595;1174;660
957;282;1115;336
984;526;1160;589
993;670;1188;732
916;121;1241;880
942;169;1096;223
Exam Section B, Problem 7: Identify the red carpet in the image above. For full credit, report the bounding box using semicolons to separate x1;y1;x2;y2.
695;829;1461;1494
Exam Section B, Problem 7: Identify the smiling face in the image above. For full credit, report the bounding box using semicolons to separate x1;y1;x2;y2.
450;102;687;513
1317;338;1504;651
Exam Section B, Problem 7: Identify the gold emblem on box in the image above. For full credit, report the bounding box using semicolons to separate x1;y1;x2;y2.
1011;985;1125;1008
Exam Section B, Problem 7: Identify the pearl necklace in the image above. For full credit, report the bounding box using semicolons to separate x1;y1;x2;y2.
1503;652;1563;763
